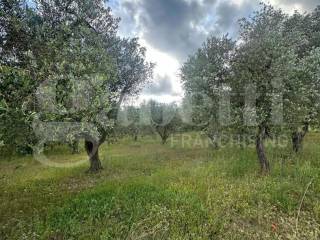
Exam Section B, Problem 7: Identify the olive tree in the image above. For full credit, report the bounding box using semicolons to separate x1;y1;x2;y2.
126;106;141;141
34;0;153;172
181;4;320;174
149;101;181;145
283;7;320;152
1;0;153;172
231;4;320;173
0;0;38;154
181;35;235;147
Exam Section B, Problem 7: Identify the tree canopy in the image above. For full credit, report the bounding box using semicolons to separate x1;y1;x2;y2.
181;4;320;174
0;0;154;172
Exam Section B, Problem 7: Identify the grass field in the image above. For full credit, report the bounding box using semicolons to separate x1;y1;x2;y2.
1;132;320;239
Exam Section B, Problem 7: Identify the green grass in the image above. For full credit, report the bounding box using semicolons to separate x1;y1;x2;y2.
0;133;320;239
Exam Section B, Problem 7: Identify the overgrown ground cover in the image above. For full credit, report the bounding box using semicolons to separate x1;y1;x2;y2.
1;133;320;239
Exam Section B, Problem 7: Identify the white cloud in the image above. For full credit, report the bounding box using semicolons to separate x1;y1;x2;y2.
266;0;304;13
112;0;319;105
138;39;183;104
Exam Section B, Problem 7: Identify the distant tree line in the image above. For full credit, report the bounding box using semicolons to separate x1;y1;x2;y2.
117;101;187;145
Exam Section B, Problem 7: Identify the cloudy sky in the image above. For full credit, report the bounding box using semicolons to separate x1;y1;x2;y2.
108;0;319;104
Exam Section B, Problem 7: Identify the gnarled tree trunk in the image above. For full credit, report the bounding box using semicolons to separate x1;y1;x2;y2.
85;140;103;173
82;92;124;173
292;122;308;153
71;140;80;154
161;136;167;145
156;126;169;145
256;125;270;174
208;132;220;149
133;127;139;142
292;132;303;153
